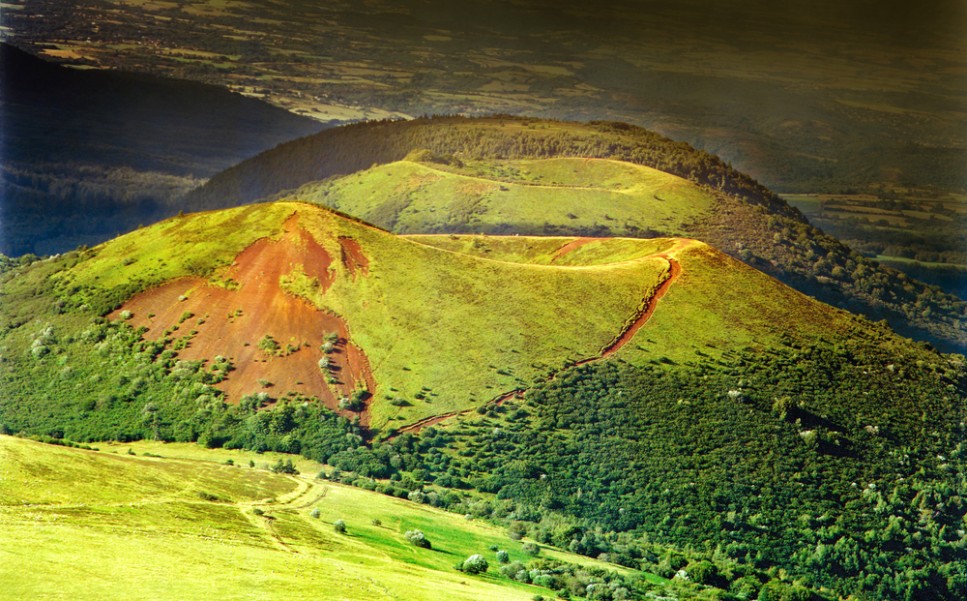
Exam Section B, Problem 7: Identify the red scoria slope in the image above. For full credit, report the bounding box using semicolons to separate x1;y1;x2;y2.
112;215;376;422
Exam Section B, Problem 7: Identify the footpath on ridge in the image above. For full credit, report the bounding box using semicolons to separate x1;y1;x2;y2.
390;239;691;438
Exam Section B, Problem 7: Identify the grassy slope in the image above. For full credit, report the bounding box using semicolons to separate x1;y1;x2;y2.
291;157;713;236
0;435;637;601
3;199;890;437
275;205;670;428
408;232;866;367
4;201;672;432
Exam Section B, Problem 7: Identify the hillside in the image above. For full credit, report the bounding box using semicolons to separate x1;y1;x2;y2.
183;116;967;353
0;43;323;256
0;201;684;434
0;201;964;599
2;198;894;438
291;157;713;236
0;435;654;601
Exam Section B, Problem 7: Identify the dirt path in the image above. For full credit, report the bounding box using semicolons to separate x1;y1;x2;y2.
392;388;525;437
550;237;597;263
389;241;690;438
574;256;681;366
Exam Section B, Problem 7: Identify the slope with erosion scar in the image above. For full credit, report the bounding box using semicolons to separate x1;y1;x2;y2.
112;214;376;422
97;202;674;432
99;201;870;435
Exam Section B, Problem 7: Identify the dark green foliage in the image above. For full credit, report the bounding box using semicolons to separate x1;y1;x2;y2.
0;257;366;464
271;458;297;474
419;348;965;600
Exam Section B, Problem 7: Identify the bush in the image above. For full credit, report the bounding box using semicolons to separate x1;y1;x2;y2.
522;541;540;556
404;529;432;549
461;554;489;575
333;519;346;533
258;334;280;355
496;549;510;563
270;458;298;474
310;508;321;519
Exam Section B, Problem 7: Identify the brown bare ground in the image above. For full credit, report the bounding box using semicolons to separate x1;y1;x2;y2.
338;236;370;278
550;237;597;263
112;215;376;423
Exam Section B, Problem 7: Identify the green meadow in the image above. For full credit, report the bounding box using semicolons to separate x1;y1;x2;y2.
0;435;646;600
288;157;714;237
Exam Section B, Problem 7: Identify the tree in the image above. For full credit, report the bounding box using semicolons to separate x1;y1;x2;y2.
461;554;489;574
333;519;347;533
404;529;432;549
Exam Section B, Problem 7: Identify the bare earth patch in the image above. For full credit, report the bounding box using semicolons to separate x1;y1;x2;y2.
113;215;376;423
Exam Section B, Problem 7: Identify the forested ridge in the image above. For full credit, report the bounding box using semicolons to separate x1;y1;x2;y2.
184;116;966;353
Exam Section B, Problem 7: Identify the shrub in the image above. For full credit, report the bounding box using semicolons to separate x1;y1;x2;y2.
258;334;280;355
496;549;510;563
461;554;489;575
500;561;528;581
333;519;346;533
270;458;298;474
404;529;432;549
310;508;321;519
522;541;540;556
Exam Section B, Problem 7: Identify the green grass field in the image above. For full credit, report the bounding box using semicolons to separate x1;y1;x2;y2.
0;435;648;600
287;157;715;237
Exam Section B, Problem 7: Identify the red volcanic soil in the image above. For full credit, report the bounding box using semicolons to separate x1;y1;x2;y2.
550;237;597;263
338;236;369;278
112;215;376;422
576;255;681;365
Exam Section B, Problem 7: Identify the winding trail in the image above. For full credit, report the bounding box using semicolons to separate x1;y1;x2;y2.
574;254;681;366
550;237;596;263
389;239;690;438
